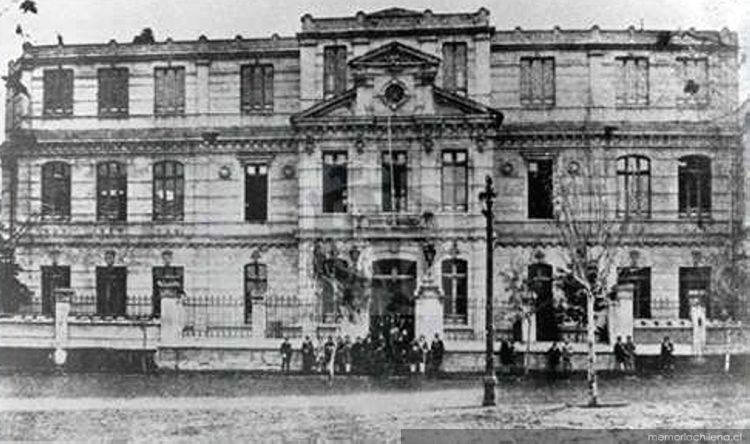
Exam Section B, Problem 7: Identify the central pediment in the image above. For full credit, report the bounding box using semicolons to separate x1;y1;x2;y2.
349;41;440;69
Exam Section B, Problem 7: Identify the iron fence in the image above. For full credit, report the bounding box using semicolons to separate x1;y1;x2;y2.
69;294;154;320
181;294;250;337
265;294;316;339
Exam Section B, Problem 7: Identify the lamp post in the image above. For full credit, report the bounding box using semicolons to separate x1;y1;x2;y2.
479;175;497;407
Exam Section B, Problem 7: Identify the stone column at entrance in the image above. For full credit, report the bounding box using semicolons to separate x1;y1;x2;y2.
689;289;707;358
414;278;444;340
52;288;73;366
608;283;634;345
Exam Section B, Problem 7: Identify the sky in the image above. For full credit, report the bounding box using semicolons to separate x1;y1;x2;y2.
0;0;747;140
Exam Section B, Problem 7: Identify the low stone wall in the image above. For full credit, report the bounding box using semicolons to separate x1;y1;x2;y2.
633;319;692;344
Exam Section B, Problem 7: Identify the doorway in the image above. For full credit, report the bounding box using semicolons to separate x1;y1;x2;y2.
370;259;417;341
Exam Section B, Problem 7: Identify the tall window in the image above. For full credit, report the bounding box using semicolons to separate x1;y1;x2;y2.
323;46;347;97
41;265;70;316
382;151;408;212
520;57;555;107
616;155;651;219
41;162;71;220
245;163;268;222
241;64;274;112
527;159;553;219
96;266;127;317
618;267;651;319
442;259;468;324
441;150;468;211
96;161;127;222
443;42;467;95
679;267;711;319
152;266;184;318
97;67;129;117
678;58;709;107
153;161;185;221
678;156;711;218
322;152;348;213
43;69;73;116
154;67;185;115
244;262;267;324
616;57;649;106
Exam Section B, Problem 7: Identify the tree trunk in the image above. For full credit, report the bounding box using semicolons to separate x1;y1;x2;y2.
587;290;598;406
524;314;531;375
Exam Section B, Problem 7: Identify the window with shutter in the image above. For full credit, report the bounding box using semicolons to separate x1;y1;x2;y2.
96;161;127;222
443;42;467;95
41;162;71;220
520;57;555;107
678;155;711;219
43;69;74;116
241;65;274;112
442;259;468;324
41;265;70;316
322;152;348;213
381;152;408;213
677;58;709;107
616;155;651;219
616;57;649;106
441;150;468;212
154;67;186;115
323;46;347;97
245;164;268;222
153;161;185;221
98;68;129;117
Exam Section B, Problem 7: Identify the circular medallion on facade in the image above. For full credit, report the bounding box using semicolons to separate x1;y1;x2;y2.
380;81;409;110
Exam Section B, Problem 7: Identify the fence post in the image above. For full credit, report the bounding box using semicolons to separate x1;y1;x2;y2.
608;283;634;346
521;314;536;343
689;289;707;359
252;295;266;338
159;281;183;345
52;288;73;366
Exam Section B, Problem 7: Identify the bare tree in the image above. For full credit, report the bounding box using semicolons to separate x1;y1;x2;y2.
551;152;640;406
0;213;38;313
499;257;536;374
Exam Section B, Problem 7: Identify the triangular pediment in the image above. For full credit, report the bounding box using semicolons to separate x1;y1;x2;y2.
433;87;503;119
349;41;440;69
291;89;356;122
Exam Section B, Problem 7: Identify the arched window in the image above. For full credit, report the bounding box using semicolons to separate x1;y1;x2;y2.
442;259;468;324
41;162;71;219
97;161;127;221
678;155;711;218
616;155;651;218
244;262;267;324
153;161;184;221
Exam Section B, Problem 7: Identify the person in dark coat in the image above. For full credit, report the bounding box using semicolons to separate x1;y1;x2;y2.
624;335;637;374
660;336;674;377
301;336;315;374
429;334;445;376
613;336;627;372
280;337;293;374
546;341;561;380
499;338;515;371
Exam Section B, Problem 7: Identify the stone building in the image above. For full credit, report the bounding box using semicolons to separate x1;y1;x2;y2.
1;7;743;344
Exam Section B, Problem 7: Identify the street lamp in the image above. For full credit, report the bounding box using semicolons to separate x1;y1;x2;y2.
478;175;497;407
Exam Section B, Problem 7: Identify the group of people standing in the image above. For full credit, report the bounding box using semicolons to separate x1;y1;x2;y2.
613;335;638;373
545;339;575;378
280;332;445;377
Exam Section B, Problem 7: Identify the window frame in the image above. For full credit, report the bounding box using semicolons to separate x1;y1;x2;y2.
97;67;129;117
527;159;554;220
240;64;274;113
154;66;186;116
244;163;269;222
96;161;128;222
322;151;348;214
152;160;185;221
677;57;709;107
323;46;347;98
442;42;468;95
519;57;555;108
244;262;268;324
616;57;650;107
678;266;711;319
441;259;468;324
41;161;71;220
616;155;652;219
618;267;652;319
381;151;408;213
152;265;184;318
41;265;70;316
441;150;468;212
678;155;711;219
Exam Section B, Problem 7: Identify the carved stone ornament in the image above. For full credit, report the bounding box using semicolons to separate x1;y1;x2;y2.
218;165;232;180
567;161;581;176
500;161;514;176
282;164;296;179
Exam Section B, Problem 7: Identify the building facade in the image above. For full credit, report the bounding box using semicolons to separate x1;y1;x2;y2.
1;8;743;343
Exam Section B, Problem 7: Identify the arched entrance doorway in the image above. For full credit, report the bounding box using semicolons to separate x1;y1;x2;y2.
370;259;417;340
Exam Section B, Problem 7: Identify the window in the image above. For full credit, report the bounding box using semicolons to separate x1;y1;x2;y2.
41;162;71;220
677;58;709;107
96;266;127;317
323;46;347;97
322;152;348;213
529;263;557;341
443;42;467;95
442;259;468;324
679;267;710;319
618;267;651;319
382;151;408;212
616;57;649;106
97;68;129;117
441;150;468;211
520;57;555;107
527;159;553;219
154;67;185;115
96;161;127;222
244;262;267;324
241;64;274;112
245;164;268;222
153;161;185;221
41;265;70;316
678;156;711;218
152;266;184;318
616;156;651;219
43;69;73;116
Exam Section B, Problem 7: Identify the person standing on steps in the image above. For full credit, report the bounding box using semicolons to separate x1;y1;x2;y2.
301;336;315;374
